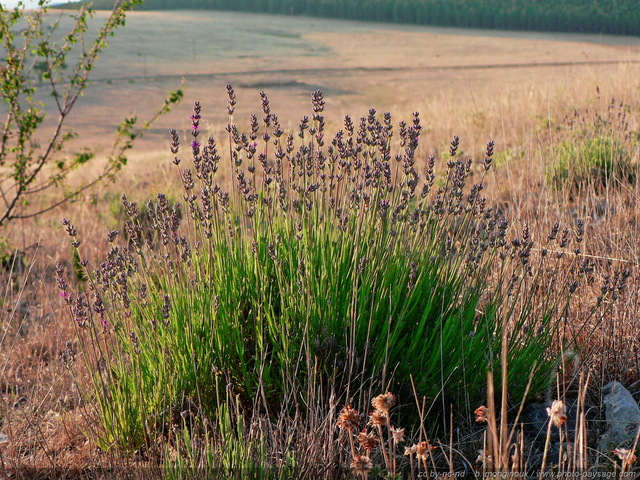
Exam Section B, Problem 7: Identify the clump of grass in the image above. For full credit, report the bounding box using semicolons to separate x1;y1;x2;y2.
546;135;633;195
56;88;616;468
545;97;638;198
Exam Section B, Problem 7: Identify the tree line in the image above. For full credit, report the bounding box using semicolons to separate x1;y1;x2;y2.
54;0;640;36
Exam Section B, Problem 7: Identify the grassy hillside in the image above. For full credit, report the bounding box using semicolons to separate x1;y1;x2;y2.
53;0;640;35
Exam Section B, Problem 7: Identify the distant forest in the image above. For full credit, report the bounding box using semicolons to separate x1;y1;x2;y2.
53;0;640;36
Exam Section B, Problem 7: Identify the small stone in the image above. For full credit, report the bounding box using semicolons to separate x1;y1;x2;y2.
598;381;640;451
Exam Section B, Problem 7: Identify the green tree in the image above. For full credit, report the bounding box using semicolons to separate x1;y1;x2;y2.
0;0;182;227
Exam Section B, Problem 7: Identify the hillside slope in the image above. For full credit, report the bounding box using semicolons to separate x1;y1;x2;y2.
52;0;640;36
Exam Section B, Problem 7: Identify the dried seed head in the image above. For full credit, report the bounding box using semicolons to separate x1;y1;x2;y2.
404;445;416;456
390;427;405;443
356;429;380;451
368;409;387;426
412;441;437;461
337;405;361;431
371;391;396;413
350;454;373;478
474;405;488;423
614;448;637;466
546;400;567;428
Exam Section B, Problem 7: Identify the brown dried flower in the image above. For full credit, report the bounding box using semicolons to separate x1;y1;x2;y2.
368;409;387;426
546;400;567;428
614;448;637;466
474;405;488;423
338;405;361;431
390;426;405;443
411;441;437;461
372;391;396;413
404;445;416;456
351;454;373;477
356;429;380;451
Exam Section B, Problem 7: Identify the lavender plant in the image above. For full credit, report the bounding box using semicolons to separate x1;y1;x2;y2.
57;88;613;458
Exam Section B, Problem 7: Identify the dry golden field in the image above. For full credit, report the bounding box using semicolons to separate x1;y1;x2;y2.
44;10;640;153
22;10;640;214
2;8;640;477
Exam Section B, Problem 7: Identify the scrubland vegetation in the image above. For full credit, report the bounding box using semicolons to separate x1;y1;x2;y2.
2;3;640;480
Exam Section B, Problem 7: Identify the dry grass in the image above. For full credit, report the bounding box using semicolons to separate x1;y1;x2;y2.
1;9;640;478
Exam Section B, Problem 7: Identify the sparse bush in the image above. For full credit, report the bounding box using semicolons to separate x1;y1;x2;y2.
546;134;635;195
57;90;617;468
0;0;182;228
545;98;639;198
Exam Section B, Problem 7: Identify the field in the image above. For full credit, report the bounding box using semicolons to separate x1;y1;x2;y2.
38;11;639;154
2;8;640;478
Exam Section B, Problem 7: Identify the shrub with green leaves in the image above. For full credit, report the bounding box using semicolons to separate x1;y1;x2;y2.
0;0;182;227
545;99;638;197
58;89;609;454
546;134;634;195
